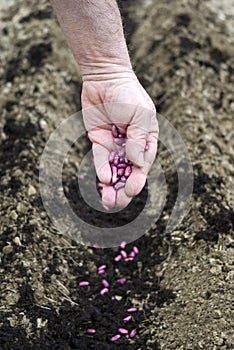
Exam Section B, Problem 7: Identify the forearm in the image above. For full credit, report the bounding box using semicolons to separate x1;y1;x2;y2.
50;0;133;80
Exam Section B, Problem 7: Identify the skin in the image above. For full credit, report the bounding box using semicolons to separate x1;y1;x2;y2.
50;0;158;209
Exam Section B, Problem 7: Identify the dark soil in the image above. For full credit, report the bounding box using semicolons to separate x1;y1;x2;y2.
0;0;233;349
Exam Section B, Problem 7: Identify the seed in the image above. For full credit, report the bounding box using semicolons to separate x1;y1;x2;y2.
133;246;139;254
123;315;132;322
129;251;136;257
111;334;121;342
98;265;106;270
79;281;89;286
120;250;127;258
114;138;124;146
112;172;118;184
129;329;137;338
145;144;149;151
124;166;132;177
116;278;126;285
126;334;129;338
120;241;126;249
127;307;138;313
109;151;116;163
117;163;127;168
120;176;126;182
118;328;128;334
86;328;96;334
114;254;122;262
117;168;125;176
102;279;109;288
124;257;134;261
100;287;109;295
114;182;125;190
113;154;119;166
92;244;99;249
98;269;105;275
112;125;118;138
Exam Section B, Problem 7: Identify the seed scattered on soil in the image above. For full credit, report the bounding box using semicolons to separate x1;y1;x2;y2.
111;334;121;342
118;328;128;334
79;281;89;286
86;328;96;334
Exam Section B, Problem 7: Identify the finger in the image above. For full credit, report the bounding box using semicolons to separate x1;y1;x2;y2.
92;143;112;184
124;166;147;197
125;107;155;167
102;185;116;209
143;131;158;175
115;188;132;208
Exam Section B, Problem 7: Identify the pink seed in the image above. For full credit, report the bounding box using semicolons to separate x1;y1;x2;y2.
100;287;109;295
111;296;116;300
127;307;138;313
86;328;96;334
98;265;106;270
111;334;121;342
112;125;118;138
79;281;89;286
133;246;139;254
129;329;137;338
124;257;134;261
119;157;125;163
114;254;122;262
113;155;119;166
123;315;132;322
117;278;126;285
129;251;136;258
124;157;129;163
120;250;127;258
118;328;128;334
92;244;99;249
98;269;105;275
120;176;127;182
124;166;132;177
117;168;125;176
114;182;125;190
109;151;116;163
102;279;109;288
112;172;118;184
145;144;149;151
111;165;117;174
126;334;129;338
120;241;126;249
117;163;127;168
114;138;124;146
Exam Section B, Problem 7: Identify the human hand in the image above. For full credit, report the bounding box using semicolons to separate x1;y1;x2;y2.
81;71;158;209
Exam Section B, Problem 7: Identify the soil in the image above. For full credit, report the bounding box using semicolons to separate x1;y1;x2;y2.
0;0;233;349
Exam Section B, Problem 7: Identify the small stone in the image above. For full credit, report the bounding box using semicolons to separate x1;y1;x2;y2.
28;184;37;196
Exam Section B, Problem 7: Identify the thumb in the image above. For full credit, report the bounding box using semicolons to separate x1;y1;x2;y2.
125;125;148;167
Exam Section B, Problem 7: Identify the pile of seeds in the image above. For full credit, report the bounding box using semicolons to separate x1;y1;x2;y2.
98;124;149;201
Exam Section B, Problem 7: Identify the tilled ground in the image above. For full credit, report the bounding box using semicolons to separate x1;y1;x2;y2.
0;0;233;349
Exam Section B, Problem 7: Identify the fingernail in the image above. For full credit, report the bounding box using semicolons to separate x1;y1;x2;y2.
137;152;144;166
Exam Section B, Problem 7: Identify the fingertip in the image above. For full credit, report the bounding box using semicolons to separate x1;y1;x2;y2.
116;188;132;208
102;186;116;209
125;170;146;197
97;162;112;184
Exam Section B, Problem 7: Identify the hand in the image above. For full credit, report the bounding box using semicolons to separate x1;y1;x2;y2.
81;71;158;209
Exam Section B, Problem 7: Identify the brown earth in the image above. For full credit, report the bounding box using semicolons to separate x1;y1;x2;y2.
0;0;233;349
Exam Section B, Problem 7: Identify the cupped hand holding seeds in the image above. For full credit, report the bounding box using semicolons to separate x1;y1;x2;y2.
82;73;158;209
